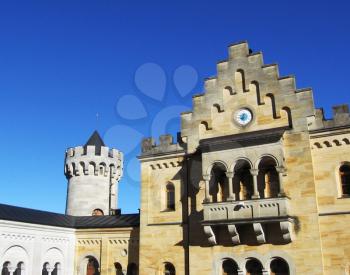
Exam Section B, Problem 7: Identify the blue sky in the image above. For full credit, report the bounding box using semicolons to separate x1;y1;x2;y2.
0;0;349;214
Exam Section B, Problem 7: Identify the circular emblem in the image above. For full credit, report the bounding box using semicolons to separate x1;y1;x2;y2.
234;108;253;126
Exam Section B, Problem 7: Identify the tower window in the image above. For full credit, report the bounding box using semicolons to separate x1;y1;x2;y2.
166;183;175;211
164;262;175;275
92;209;104;216
340;164;350;196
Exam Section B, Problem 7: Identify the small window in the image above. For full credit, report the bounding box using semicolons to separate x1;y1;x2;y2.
270;258;290;275
340;165;350;196
92;209;104;216
222;259;239;275
115;263;122;275
246;258;263;275
164;263;175;275
166;183;175;211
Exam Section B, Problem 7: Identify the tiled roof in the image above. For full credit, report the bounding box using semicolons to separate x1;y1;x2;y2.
0;203;139;229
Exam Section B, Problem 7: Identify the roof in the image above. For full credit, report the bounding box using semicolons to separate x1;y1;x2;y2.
84;130;106;155
0;203;139;229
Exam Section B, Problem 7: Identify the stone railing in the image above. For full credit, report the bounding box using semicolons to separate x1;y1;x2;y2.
203;197;289;223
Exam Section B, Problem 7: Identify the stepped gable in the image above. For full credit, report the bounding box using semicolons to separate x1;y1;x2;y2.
180;41;316;153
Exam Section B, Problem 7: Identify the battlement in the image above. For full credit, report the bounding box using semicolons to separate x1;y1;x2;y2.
140;134;185;157
308;104;350;131
64;145;123;181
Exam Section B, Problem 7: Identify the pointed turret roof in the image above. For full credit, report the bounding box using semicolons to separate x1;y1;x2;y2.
84;131;105;155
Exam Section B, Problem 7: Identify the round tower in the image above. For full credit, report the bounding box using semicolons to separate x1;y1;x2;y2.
64;131;123;216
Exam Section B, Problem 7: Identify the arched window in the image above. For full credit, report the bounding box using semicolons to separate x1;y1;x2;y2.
246;258;263;275
115;263;122;275
127;263;138;275
13;262;24;275
2;262;11;275
42;263;49;275
258;156;280;198
270;258;290;275
92;209;104;216
164;262;175;275
86;257;100;275
222;259;239;275
166;183;175;211
340;164;350;196
210;163;228;202
233;160;253;200
51;263;61;275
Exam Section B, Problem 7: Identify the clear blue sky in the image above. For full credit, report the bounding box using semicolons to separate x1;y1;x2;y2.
0;0;349;214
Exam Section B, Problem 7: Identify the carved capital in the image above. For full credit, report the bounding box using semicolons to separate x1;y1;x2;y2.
250;169;259;176
225;171;234;178
203;174;211;181
276;166;287;175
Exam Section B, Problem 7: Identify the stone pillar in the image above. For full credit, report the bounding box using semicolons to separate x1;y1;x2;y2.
276;167;287;196
250;169;260;199
225;172;235;201
203;174;211;203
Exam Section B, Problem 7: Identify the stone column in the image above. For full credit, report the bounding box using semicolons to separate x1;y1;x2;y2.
276;167;287;196
225;172;235;201
250;169;260;199
203;174;211;203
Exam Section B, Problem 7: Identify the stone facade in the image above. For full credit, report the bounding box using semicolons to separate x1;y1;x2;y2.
138;41;350;274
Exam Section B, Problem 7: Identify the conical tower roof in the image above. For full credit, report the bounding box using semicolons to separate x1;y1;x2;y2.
84;131;105;155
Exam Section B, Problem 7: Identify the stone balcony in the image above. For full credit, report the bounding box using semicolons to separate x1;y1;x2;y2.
202;197;293;246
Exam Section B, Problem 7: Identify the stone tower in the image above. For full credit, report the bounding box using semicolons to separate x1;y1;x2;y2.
64;131;123;216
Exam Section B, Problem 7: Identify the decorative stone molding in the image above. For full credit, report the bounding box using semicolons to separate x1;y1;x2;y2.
227;224;240;245
150;161;182;170
1;233;35;241
204;225;216;245
253;223;266;244
280;221;293;242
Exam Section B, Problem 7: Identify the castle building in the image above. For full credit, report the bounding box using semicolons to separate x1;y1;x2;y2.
1;41;350;274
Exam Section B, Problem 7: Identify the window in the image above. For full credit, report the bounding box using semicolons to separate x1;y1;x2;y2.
92;209;104;216
340;164;350;196
270;258;289;275
42;263;49;275
164;263;175;275
86;257;100;275
166;183;175;211
2;262;10;275
115;263;122;275
222;259;239;275
246;258;263;275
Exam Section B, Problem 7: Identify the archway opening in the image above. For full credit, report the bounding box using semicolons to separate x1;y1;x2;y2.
92;209;104;216
13;262;24;275
270;258;290;275
233;160;253;200
86;257;100;275
42;262;50;275
246;258;263;275
51;262;61;275
2;262;11;275
164;262;175;275
258;156;279;198
210;163;228;202
115;262;122;275
222;259;239;275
